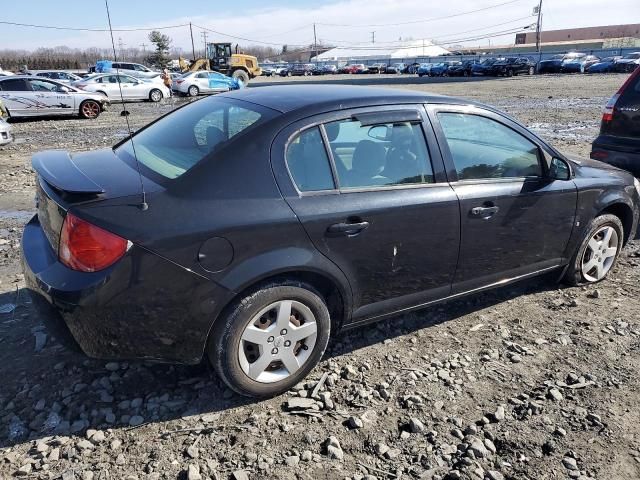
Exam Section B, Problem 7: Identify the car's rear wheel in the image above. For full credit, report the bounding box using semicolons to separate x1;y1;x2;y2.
79;100;101;119
188;85;199;97
149;88;163;102
507;69;514;77
528;66;535;75
563;214;623;285
208;282;331;397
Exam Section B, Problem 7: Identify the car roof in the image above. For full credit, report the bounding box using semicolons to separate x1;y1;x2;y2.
223;85;477;114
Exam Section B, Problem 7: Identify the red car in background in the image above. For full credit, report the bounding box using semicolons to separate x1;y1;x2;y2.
341;63;366;74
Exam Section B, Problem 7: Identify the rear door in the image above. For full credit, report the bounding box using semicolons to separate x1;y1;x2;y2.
604;71;640;141
195;72;210;92
26;78;75;115
271;106;461;322
429;104;577;293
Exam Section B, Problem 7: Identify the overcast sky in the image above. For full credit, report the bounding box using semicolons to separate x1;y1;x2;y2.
2;0;639;52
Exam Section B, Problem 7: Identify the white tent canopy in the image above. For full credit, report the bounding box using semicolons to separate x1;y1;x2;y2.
313;40;450;62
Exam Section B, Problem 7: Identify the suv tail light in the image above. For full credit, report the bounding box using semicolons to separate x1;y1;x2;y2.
59;212;128;272
602;68;640;123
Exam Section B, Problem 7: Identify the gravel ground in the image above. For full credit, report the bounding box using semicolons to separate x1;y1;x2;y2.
1;73;640;480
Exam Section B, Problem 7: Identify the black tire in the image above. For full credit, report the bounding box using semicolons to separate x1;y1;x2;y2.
149;88;163;102
232;69;250;84
507;69;514;77
528;66;535;75
79;100;101;119
563;214;624;286
208;282;331;397
188;85;199;97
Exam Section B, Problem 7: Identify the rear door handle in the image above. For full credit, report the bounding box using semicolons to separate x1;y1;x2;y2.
470;206;500;218
327;221;370;235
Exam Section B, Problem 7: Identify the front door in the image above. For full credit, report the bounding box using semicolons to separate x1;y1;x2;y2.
272;107;461;321
26;78;75;115
429;105;578;293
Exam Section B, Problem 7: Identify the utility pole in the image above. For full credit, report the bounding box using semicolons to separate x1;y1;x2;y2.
371;31;375;44
201;31;208;58
535;0;543;53
189;23;196;60
313;23;318;63
118;37;126;60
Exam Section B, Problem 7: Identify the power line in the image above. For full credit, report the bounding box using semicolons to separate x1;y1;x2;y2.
315;0;525;28
193;23;308;47
0;20;189;32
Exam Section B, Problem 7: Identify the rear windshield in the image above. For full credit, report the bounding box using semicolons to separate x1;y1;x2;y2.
115;97;275;179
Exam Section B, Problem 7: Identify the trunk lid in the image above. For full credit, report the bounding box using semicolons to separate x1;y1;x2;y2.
32;148;157;252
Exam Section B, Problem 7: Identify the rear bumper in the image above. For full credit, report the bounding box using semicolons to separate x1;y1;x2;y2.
22;215;234;364
591;140;640;178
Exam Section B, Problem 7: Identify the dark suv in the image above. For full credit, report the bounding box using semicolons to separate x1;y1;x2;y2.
490;57;536;76
591;68;640;176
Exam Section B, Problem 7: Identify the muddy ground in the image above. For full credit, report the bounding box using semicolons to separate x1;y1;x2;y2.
1;73;639;480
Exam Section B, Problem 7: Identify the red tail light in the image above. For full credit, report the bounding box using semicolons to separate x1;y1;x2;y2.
602;94;619;123
176;80;184;84
59;212;128;272
75;83;87;89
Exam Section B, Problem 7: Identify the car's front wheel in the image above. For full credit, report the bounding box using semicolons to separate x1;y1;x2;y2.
208;282;331;397
79;100;101;119
564;214;624;285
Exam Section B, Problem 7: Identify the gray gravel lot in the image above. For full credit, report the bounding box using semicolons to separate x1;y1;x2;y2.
1;73;639;480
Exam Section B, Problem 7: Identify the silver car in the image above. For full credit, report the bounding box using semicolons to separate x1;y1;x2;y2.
172;70;240;96
71;74;170;102
0;118;12;145
0;76;108;119
30;70;83;84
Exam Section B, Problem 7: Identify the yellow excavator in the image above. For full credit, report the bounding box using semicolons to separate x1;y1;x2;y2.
179;43;261;84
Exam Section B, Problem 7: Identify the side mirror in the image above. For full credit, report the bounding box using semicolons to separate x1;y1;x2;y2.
368;125;390;141
549;157;571;180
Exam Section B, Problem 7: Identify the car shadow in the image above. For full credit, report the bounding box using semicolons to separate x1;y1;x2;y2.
0;274;558;448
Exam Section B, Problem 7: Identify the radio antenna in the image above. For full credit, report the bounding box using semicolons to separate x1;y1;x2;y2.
104;0;148;211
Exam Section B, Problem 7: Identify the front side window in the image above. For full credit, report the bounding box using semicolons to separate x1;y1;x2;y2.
438;112;541;180
115;98;273;179
324;118;434;189
286;127;335;192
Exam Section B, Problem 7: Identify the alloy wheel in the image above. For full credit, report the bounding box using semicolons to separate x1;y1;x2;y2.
581;226;619;282
81;101;100;118
238;300;318;383
150;90;162;102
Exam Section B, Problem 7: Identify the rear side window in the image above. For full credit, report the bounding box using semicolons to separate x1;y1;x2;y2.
0;79;31;91
438;112;541;180
325;118;434;188
286;127;335;192
115;98;274;180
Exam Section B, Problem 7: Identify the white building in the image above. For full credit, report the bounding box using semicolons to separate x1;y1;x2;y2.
313;39;450;62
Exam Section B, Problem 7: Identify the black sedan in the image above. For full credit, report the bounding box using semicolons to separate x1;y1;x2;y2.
22;85;640;397
490;57;536;76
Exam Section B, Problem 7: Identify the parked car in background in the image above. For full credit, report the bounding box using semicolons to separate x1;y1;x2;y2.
171;71;243;96
586;56;622;73
322;65;338;74
22;84;640;398
339;64;364;74
72;74;169;102
403;62;421;74
614;52;640;73
447;60;479;77
367;63;387;74
385;63;406;74
472;58;502;76
0;76;108;119
96;60;160;80
537;52;585;73
591;67;640;176
417;63;433;77
561;55;600;73
0;67;14;77
490;57;536;76
30;71;83;84
431;62;459;76
287;64;314;76
0;118;13;145
259;64;275;76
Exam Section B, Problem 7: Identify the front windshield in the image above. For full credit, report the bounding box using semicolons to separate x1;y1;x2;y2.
623;53;640;59
115;97;275;179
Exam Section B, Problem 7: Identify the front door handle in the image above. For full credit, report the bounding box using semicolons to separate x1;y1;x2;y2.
470;206;500;218
327;221;370;235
